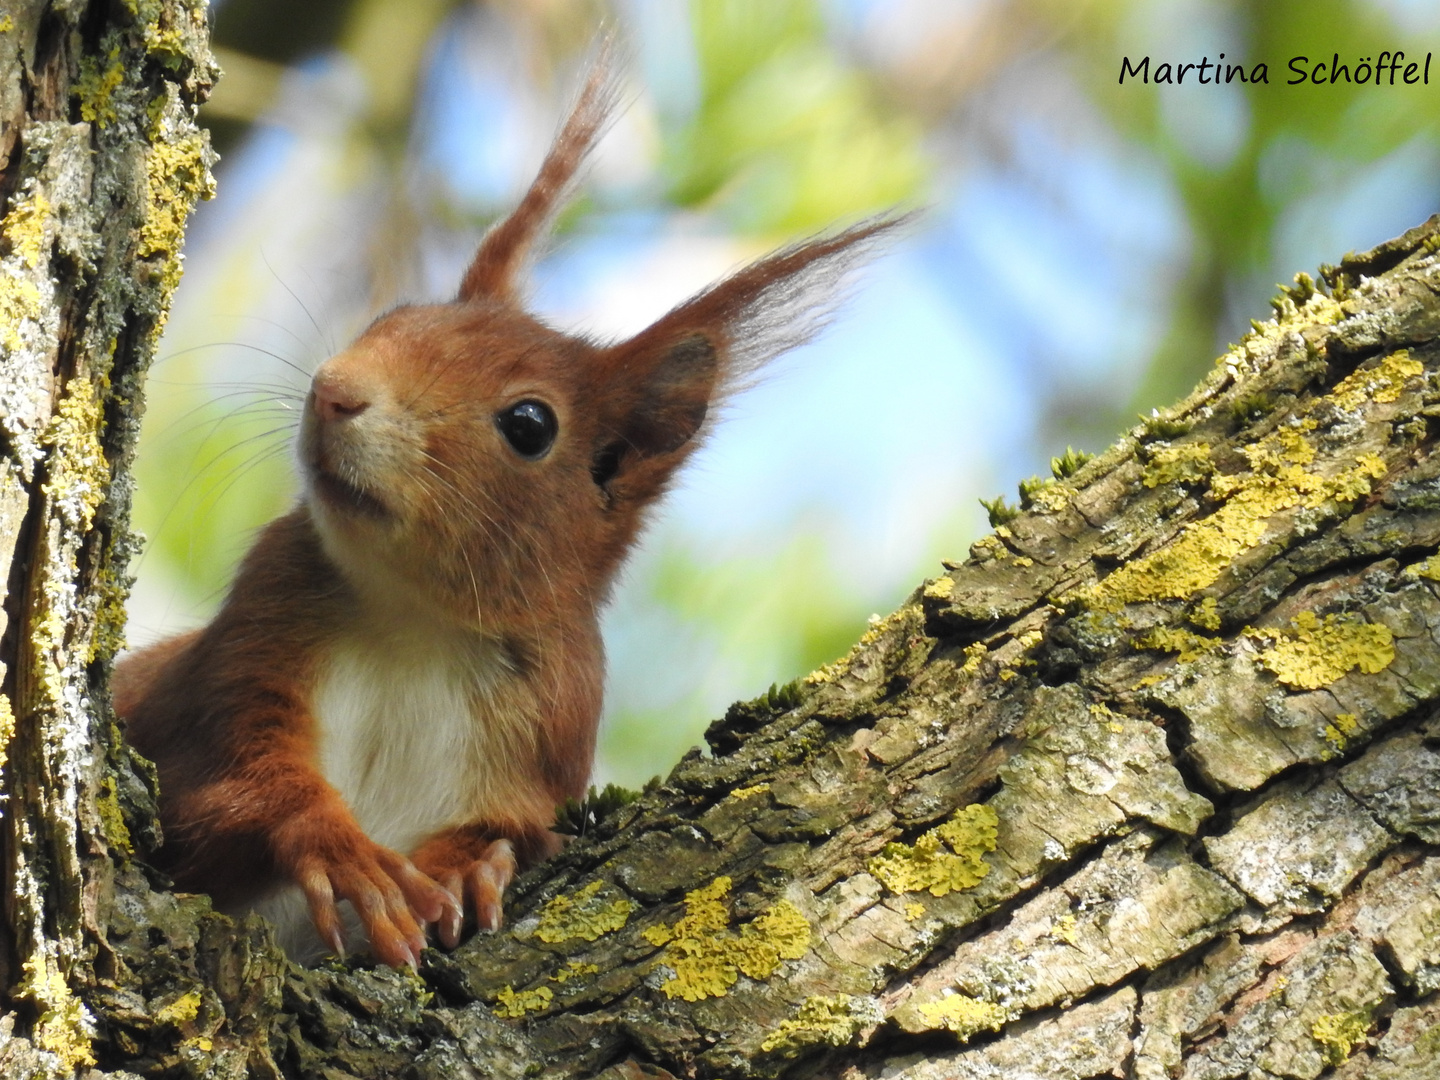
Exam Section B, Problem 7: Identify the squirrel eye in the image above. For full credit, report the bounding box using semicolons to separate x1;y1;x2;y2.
496;400;557;459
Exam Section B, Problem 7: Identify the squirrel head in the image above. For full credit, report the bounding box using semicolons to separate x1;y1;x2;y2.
298;48;901;632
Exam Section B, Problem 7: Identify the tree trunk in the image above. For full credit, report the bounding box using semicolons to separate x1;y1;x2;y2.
1;1;218;1076
6;6;1440;1079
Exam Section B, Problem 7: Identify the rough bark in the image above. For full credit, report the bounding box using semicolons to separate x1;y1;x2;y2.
7;5;1440;1079
0;0;217;1076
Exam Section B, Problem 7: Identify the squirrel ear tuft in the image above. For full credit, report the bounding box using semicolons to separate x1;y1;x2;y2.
457;39;620;304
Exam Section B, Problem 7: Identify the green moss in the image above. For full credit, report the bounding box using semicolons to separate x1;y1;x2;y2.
916;994;1010;1041
869;804;997;898
641;878;812;1002
1258;612;1394;690
492;984;553;1019
1312;1011;1369;1066
979;494;1020;527
533;880;632;944
761;994;867;1053
1142;443;1213;488
1141;412;1192;439
1051;446;1093;479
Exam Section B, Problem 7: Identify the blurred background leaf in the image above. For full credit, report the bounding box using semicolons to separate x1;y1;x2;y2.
131;0;1440;786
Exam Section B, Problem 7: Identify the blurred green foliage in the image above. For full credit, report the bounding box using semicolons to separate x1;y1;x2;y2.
667;0;926;231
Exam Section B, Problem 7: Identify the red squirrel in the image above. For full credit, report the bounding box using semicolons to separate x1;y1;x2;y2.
114;55;898;968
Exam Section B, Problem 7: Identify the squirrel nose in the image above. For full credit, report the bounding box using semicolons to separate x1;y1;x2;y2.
311;371;370;423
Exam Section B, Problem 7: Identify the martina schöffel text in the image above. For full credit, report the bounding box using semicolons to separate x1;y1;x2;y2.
1119;52;1432;86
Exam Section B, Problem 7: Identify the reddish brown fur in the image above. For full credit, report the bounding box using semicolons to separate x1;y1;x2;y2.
115;50;901;967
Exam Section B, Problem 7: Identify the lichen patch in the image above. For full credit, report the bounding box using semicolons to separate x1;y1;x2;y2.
869;804;998;897
533;880;632;944
760;994;874;1053
1330;349;1423;411
916;993;1010;1041
1258;612;1395;690
642;877;812;1001
492;984;553;1019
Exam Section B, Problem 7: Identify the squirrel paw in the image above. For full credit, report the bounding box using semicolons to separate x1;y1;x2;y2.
418;839;518;949
285;826;460;969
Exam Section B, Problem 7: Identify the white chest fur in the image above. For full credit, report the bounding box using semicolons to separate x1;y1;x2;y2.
250;624;535;961
309;626;530;855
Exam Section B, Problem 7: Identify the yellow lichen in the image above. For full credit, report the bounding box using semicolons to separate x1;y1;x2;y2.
3;190;50;268
924;576;955;600
0;15;13;31
94;776;133;855
1312;1011;1369;1066
492;984;553;1019
1016;629;1043;650
1142;443;1213;487
534;880;632;944
0;189;50;351
1258;612;1394;690
917;994;1010;1041
1408;554;1440;582
1330;350;1423;411
140;134;216;311
88;563;130;663
869;804;998;898
551;960;599;984
761;994;864;1053
731;783;771;800
42;377;109;533
76;48;125;127
1135;626;1221;663
153;990;202;1026
643;878;812;1001
1190;597;1222;630
904;901;926;921
1084;430;1387;612
20;956;95;1070
804;605;919;686
1028;482;1073;512
1322;712;1361;757
0;692;12;775
960;642;987;677
1050;913;1079;945
1013;555;1034;567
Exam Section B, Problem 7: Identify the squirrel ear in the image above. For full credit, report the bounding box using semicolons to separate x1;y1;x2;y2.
589;334;718;497
458;42;618;304
619;334;718;456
